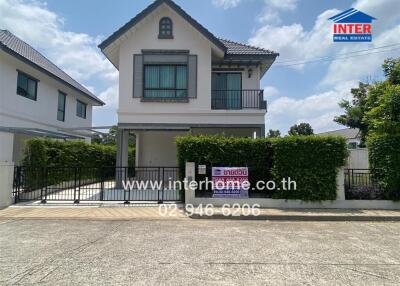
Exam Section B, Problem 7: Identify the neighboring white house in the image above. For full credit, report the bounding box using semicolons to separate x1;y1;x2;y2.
99;0;278;167
318;128;369;169
0;30;105;164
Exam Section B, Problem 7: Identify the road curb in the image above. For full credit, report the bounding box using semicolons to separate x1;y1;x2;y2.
189;214;400;222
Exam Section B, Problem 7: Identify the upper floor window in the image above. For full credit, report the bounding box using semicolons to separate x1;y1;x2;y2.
17;71;38;101
76;100;87;119
159;17;173;39
144;64;187;98
57;91;66;122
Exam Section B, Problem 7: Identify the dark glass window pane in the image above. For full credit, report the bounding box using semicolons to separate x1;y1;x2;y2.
76;100;86;118
143;65;187;99
57;92;66;121
17;72;37;100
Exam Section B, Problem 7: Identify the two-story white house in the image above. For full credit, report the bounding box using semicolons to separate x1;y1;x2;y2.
0;30;105;164
99;0;278;167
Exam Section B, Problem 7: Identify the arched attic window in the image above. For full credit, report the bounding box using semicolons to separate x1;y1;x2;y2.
158;17;173;39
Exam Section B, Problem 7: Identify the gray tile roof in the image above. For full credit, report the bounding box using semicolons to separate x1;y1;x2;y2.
318;128;361;139
219;38;278;56
0;30;104;105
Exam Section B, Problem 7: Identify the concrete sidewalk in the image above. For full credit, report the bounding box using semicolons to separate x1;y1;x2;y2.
190;207;400;221
1;206;400;221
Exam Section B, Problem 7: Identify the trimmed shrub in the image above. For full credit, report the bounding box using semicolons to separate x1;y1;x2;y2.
176;135;348;201
271;136;348;201
176;135;274;183
368;134;400;200
21;139;135;190
22;138;135;167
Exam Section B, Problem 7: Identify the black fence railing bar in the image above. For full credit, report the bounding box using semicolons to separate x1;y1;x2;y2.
344;169;385;200
13;166;182;203
211;89;266;110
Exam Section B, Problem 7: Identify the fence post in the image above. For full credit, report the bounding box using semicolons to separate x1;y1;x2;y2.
100;167;104;201
41;167;47;204
158;168;164;204
184;162;196;205
124;167;130;204
336;168;346;201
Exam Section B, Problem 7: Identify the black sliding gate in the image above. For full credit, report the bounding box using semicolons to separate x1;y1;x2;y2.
13;166;183;203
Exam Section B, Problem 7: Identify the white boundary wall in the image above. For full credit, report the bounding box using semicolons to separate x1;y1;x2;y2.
184;162;400;210
0;162;14;207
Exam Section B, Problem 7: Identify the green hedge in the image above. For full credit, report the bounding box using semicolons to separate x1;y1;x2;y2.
368;134;400;200
271;136;348;201
21;139;135;191
22;138;135;167
176;135;348;201
176;135;274;183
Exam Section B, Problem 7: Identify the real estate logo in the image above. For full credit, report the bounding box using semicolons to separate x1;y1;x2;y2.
329;8;376;42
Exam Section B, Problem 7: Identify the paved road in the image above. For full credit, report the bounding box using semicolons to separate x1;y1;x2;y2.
0;219;399;285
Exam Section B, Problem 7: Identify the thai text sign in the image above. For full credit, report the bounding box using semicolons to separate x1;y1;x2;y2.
212;167;249;198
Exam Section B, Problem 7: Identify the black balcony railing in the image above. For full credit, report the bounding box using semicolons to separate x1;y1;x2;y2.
211;89;266;110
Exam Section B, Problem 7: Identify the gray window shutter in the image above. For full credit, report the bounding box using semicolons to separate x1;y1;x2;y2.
188;55;197;98
133;55;143;98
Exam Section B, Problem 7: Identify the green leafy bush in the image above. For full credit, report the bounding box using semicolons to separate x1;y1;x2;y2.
368;134;400;200
176;135;348;201
22;138;135;167
21;139;135;190
271;136;348;201
176;135;274;183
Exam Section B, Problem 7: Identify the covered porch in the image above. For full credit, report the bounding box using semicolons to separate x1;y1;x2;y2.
116;123;265;167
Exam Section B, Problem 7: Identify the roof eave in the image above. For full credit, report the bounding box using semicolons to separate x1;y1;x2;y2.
98;0;226;53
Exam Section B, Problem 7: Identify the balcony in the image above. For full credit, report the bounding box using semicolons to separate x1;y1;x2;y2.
211;89;266;110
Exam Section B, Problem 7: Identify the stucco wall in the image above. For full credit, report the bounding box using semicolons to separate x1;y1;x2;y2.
136;130;187;166
347;149;369;169
117;3;265;126
0;131;14;162
0;52;94;133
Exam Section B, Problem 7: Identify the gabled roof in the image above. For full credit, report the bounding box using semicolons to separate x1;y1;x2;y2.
329;8;376;23
219;38;278;57
98;0;226;52
318;128;361;139
0;30;104;105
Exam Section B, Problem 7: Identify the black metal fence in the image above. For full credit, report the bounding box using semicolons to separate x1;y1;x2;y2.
211;90;267;110
13;166;182;203
344;169;385;200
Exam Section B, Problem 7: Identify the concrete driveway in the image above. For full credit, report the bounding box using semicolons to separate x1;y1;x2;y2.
0;219;399;285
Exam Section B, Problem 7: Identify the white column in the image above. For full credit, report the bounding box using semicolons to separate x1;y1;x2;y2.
336;168;346;201
0;162;14;207
184;162;196;205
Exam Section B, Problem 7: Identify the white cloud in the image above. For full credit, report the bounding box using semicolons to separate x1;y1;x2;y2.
264;0;297;11
212;0;241;9
263;86;279;99
266;81;357;134
0;0;116;82
99;85;119;110
0;0;118;126
250;9;339;65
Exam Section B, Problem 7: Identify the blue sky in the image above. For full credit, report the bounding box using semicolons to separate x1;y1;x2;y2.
1;0;399;134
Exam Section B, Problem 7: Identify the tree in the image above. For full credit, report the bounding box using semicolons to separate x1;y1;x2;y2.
91;126;118;145
288;123;314;136
382;58;400;85
334;82;370;145
335;57;400;143
267;129;281;138
364;82;400;135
